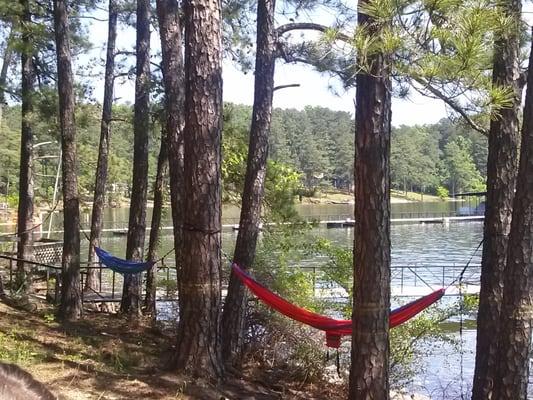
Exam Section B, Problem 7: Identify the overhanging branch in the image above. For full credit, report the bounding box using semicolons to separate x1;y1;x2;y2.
273;83;300;91
276;23;351;42
413;77;488;136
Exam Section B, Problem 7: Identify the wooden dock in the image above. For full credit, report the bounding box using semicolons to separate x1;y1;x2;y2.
25;214;485;236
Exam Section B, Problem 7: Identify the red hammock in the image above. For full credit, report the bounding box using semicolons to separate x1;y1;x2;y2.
231;263;445;348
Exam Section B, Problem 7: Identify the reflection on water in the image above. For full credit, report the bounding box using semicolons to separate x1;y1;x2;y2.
0;200;469;234
321;222;483;265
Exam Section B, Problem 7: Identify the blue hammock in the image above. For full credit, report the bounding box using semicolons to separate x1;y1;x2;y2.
95;247;155;274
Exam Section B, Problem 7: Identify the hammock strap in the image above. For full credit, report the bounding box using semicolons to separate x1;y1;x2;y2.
459;278;465;400
154;247;175;264
336;349;341;377
448;238;484;289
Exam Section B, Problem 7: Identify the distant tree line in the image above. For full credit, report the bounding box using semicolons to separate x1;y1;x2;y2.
229;104;488;196
0;102;489;204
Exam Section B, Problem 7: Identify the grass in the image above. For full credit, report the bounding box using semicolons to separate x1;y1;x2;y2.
0;326;47;365
391;189;448;202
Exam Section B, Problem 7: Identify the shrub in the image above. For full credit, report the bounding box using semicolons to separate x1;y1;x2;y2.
436;186;449;200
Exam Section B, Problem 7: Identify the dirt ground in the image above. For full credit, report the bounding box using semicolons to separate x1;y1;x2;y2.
0;300;345;400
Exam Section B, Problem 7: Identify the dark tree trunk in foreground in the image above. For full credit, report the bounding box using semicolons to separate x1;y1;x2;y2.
173;0;224;378
16;1;35;293
155;0;185;291
54;0;81;320
221;0;276;364
144;130;168;314
86;0;118;291
121;0;150;316
493;36;533;400
349;7;392;400
472;1;522;398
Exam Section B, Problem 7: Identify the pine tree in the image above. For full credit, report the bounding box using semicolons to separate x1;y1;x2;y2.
348;1;392;397
144;127;168;314
16;0;36;293
172;0;224;378
155;0;185;315
472;1;522;397
86;0;118;291
493;32;533;399
54;0;81;320
221;0;277;364
121;0;151;316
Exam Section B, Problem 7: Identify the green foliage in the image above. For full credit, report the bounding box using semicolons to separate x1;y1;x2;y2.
442;136;484;194
42;312;56;324
222;103;302;221
305;0;523;135
391;125;441;193
270;106;355;190
264;161;302;221
244;227;330;383
310;238;353;297
436;186;449;200
462;293;479;311
389;304;460;386
254;227;321;312
1;102;488;205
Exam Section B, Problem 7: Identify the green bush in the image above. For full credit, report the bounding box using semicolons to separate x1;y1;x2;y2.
436;186;449;200
5;194;18;208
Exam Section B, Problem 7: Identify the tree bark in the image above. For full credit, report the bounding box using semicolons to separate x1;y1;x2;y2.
16;1;35;293
54;0;81;321
221;0;276;365
86;0;118;291
348;6;392;400
121;0;150;316
144;128;168;314
172;0;224;378
155;0;185;299
472;1;522;398
493;33;533;400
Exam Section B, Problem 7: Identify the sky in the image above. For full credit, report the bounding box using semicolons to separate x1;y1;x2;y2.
83;4;533;128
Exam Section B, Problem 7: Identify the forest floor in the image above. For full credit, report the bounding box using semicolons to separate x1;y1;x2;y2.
0;299;346;400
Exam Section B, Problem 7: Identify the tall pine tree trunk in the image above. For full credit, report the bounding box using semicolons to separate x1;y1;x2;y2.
86;0;118;291
472;1;522;398
121;0;150;316
348;6;392;399
155;0;185;298
493;35;533;400
221;0;276;364
144;128;168;314
16;1;35;293
54;0;81;320
173;0;224;378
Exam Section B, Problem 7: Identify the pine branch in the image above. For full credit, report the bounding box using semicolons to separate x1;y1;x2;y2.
412;77;488;136
277;22;350;42
273;83;301;91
